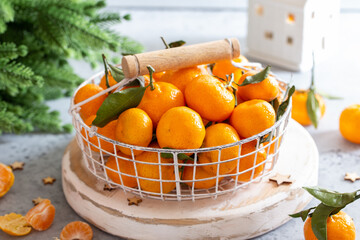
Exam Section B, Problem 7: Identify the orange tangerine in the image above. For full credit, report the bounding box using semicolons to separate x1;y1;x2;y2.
60;221;93;240
105;154;137;188
74;84;107;120
0;163;14;198
26;199;55;231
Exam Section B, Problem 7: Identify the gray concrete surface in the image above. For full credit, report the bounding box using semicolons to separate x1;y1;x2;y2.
1;3;360;240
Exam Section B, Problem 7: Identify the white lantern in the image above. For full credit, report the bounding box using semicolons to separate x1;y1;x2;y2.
246;0;340;71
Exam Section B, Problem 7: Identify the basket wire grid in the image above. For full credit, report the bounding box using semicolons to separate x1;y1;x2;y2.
69;62;292;201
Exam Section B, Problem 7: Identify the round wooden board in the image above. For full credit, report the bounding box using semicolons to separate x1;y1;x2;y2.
62;120;318;240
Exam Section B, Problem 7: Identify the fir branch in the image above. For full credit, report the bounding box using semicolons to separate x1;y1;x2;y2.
90;12;122;26
0;0;14;33
0;61;43;96
0;42;27;60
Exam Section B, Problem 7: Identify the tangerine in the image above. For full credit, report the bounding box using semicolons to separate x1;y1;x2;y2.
137;81;185;127
82;115;117;153
230;141;267;182
185;74;235;122
339;104;360;144
198;123;240;175
25;199;55;231
0;213;31;236
105;154;137;188
136;142;176;194
230;99;276;138
115;108;153;156
0;163;14;198
60;221;93;240
292;90;326;126
182;165;224;189
304;211;355;240
237;71;280;102
156;106;205;151
74;84;107;120
212;55;248;83
158;66;208;93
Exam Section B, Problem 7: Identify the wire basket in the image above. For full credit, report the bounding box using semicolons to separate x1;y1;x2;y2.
69;63;291;201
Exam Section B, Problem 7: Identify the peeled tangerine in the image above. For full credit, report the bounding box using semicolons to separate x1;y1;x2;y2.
0;213;31;236
26;199;55;231
0;163;14;198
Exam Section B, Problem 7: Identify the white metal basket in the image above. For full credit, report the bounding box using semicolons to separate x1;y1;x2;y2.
69;63;291;201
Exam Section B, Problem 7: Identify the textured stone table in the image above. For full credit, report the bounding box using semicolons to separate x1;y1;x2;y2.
1;3;360;240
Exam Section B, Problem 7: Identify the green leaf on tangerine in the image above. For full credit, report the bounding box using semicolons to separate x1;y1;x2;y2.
304;187;358;208
311;203;338;240
270;97;280;115
276;85;295;121
169;40;186;48
306;89;320;128
289;207;316;222
92;87;146;127
108;62;125;83
239;65;271;87
161;147;194;161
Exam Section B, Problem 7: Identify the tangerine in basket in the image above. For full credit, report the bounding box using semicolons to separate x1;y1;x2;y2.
137;81;185;128
25;199;55;231
0;213;31;236
60;221;93;240
230;99;276;138
74;84;107;120
99;72;118;90
156;106;205;151
237;71;280;102
82;115;117;153
339;104;360;144
303;211;355;240
291;90;326;126
212;55;248;83
136;142;176;194
158;66;208;93
198;123;240;175
115;108;153;156
0;163;14;198
185;75;235;122
182;165;224;189
105;154;137;188
230;141;267;182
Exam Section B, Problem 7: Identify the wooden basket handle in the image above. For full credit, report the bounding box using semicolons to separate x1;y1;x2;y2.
121;38;240;79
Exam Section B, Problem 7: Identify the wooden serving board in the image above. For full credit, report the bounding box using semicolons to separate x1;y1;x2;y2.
62;120;318;239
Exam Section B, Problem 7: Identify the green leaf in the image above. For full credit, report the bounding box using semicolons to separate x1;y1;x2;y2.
270;97;280;115
92;87;146;127
276;85;295;121
239;65;271;87
306;89;320;128
316;90;343;100
289;207;316;222
169;40;186;48
108;62;125;83
161;147;194;161
304;187;358;208
311;203;337;240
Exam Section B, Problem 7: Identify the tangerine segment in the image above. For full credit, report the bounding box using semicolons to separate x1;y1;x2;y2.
291;90;326;126
25;199;55;231
137;82;185;127
230;99;276;138
230;141;267;182
0;213;31;236
82;115;117;153
158;66;208;93
60;221;93;240
304;211;355;240
156;106;205;151
198;123;240;175
185;75;235;122
0;163;14;198
74;84;107;120
339;104;360;144
237;71;280;102
136;143;176;194
182;165;224;189
105;154;137;188
115;108;153;156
